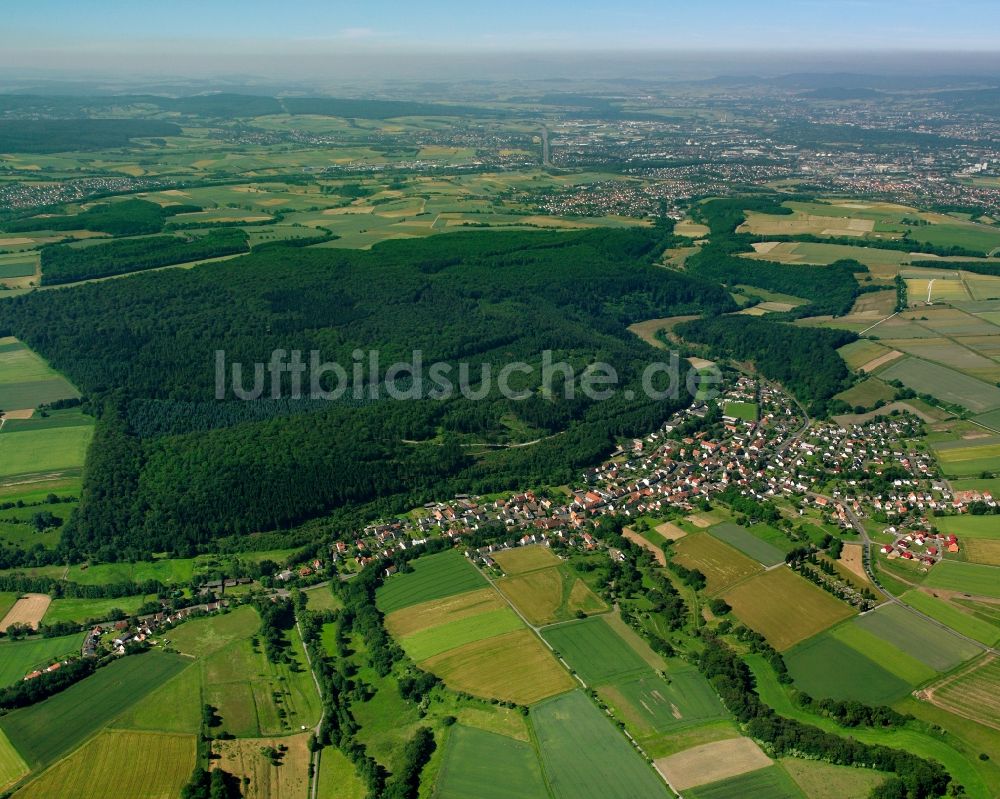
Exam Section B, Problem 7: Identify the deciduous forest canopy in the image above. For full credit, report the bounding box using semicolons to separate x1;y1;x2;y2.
0;227;734;559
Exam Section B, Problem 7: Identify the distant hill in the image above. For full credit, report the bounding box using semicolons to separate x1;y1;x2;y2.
801;87;883;100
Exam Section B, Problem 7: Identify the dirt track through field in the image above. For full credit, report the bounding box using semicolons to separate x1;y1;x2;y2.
0;593;51;631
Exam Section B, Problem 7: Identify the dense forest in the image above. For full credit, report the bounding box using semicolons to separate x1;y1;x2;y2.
40;228;249;284
0;228;736;557
4;199;188;236
676;315;857;414
0;118;181;153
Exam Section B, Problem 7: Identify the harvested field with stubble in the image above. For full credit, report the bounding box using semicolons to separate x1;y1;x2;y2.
0;594;50;632
655;737;772;791
671;533;762;594
723;568;856;651
422;629;574;706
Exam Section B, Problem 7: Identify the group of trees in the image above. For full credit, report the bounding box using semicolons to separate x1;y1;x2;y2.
796;693;911;729
4;199;186;236
40;228;248;285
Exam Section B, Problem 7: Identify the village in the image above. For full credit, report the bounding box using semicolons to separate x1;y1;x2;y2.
333;375;991;580
19;375;995;686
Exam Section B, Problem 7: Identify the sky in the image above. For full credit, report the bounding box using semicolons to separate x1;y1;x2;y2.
1;0;998;78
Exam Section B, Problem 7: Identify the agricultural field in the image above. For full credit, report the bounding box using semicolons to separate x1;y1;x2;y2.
302;584;342;611
112;663;203;734
838;339;894;371
384;587;504;639
784;632;913;703
924;560;1000;599
316;748;366;799
671;533;763;594
167;604;262;657
780;759;887;799
833;377;897;410
494;556;607;626
708;522;786;566
828;620;938;687
964;538;1000;566
931;438;1000;478
397;606;523;661
212;733;312;799
880;357;1000;415
422;629;574;706
0;424;93;482
201;622;321;737
0;594;50;632
433;725;549;799
600;670;728;737
41;595;151;625
0;652;189;768
723;567;856;651
531;690;671;799
543;616;651;685
0;729;27;793
686;765;806;799
851;603;983;671
492;544;564;574
375;549;487;613
655;736;773;792
12;730;195;799
0;632;86;688
900;590;1000;646
0;337;80;412
927;656;1000;731
383;578;572;705
933;515;1000;538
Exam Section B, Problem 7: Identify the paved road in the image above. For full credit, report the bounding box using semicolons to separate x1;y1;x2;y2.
810;491;1000;657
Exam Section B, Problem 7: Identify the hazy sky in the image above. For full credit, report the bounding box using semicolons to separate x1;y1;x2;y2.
1;1;998;78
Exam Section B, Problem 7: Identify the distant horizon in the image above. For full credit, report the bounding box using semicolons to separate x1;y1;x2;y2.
3;50;1000;90
2;0;1000;80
